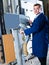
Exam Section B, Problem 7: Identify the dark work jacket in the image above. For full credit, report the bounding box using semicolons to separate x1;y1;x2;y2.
24;13;49;57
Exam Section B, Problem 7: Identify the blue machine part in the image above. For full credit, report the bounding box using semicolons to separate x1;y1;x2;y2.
4;13;29;33
4;13;19;29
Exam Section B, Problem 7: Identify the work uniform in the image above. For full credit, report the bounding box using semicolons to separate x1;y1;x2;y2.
24;13;49;65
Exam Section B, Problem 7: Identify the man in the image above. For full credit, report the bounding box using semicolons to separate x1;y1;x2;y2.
20;3;49;65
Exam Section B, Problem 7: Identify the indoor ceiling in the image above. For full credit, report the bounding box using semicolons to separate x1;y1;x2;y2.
21;0;38;3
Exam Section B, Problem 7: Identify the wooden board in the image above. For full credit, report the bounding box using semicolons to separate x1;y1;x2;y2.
2;34;16;64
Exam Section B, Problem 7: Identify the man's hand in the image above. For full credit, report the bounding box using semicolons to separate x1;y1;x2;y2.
29;20;32;24
19;29;24;34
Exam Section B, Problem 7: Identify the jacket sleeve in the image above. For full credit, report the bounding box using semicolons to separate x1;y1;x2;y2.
24;16;45;35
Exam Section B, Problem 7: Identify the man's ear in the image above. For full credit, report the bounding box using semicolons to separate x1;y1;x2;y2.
39;7;42;12
41;7;42;11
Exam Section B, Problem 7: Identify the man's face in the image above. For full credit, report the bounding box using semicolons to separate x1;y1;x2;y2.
33;5;41;15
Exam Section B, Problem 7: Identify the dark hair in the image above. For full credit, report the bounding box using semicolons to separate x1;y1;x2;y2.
34;3;41;8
